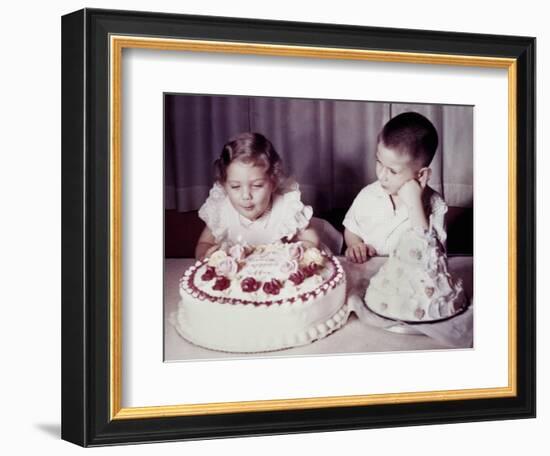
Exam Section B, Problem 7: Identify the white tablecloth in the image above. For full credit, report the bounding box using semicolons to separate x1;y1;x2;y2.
164;256;473;361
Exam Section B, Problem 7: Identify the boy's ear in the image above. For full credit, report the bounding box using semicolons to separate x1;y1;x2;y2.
417;167;432;186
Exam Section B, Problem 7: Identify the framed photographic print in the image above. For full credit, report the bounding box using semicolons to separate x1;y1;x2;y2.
61;8;535;447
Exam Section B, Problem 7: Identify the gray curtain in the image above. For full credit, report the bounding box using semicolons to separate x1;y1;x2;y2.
165;94;473;213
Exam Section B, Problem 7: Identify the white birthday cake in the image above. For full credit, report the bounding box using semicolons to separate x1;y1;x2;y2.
175;242;348;352
365;228;468;322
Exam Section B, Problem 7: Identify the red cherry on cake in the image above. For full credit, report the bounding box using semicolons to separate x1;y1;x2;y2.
241;277;261;292
212;276;230;291
289;270;306;285
201;266;216;281
263;278;282;295
302;263;318;278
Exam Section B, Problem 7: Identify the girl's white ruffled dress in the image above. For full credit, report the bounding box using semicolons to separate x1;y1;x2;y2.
198;180;313;246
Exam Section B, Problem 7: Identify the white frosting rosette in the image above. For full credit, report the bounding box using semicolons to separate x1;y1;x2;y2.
215;256;238;277
287;242;304;261
279;259;299;276
207;250;227;267
228;244;246;262
301;247;324;267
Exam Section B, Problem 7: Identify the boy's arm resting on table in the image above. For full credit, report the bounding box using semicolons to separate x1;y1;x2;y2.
342;189;376;263
344;228;377;263
195;226;219;259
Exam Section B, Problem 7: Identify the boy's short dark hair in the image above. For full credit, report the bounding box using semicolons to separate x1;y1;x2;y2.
378;111;439;167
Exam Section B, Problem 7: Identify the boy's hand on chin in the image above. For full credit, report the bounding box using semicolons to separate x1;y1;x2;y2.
345;242;377;263
397;178;424;208
397;169;430;208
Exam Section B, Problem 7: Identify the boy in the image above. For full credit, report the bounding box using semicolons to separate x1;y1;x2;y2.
343;111;447;263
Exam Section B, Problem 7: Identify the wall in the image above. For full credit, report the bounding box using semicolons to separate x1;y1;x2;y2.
0;1;545;455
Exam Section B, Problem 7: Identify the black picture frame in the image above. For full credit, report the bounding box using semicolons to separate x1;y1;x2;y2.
62;8;535;447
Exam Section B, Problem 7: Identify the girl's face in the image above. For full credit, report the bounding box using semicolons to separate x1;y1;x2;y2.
223;160;275;221
375;142;421;196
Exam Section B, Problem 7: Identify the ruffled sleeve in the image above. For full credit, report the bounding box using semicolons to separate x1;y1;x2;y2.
197;183;230;243
271;182;313;241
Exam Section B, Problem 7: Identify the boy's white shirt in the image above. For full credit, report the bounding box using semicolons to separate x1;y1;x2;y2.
343;181;448;256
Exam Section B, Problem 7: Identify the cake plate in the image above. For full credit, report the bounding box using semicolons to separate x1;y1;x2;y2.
364;297;471;335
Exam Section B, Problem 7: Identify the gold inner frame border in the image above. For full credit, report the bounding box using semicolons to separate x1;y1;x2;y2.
109;35;517;420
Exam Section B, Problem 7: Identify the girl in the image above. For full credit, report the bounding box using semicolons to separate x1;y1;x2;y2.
195;132;319;259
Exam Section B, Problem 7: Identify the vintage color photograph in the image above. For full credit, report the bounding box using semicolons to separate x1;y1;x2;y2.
163;93;474;361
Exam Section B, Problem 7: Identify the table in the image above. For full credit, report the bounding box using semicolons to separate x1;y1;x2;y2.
164;256;473;361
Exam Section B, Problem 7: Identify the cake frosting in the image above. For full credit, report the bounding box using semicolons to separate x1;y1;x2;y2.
175;242;348;352
365;228;468;322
